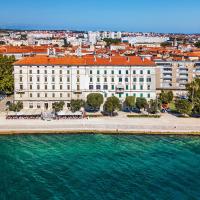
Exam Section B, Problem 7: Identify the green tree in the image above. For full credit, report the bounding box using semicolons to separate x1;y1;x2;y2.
194;41;200;48
124;96;136;111
52;101;65;113
160;42;172;47
175;99;192;116
103;38;121;47
0;55;16;94
9;101;23;112
136;97;148;111
159;90;173;104
70;99;85;112
186;79;200;114
147;99;160;114
87;93;104;111
103;96;120;116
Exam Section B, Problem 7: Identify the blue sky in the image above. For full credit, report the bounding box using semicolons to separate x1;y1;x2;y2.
1;0;200;33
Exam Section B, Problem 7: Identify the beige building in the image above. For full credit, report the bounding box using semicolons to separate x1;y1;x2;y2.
156;60;200;96
13;55;157;110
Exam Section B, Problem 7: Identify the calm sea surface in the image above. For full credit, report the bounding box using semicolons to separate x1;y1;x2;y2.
1;134;200;200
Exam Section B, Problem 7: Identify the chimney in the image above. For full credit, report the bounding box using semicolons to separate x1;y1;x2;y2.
127;57;130;62
94;55;97;62
109;56;112;62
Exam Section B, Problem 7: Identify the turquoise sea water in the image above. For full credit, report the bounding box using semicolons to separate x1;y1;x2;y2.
1;134;200;200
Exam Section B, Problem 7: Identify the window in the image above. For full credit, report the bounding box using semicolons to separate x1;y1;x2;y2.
52;70;55;74
60;85;63;90
104;70;107;75
37;93;40;98
133;85;136;90
45;76;48;82
90;70;93;75
30;85;32;90
112;85;115;90
60;70;62;74
104;78;107;82
60;77;63;82
139;78;144;82
119;93;122;98
133;78;137;82
147;70;151;74
29;103;33;109
126;70;129;75
147;78;151;82
133;70;136;74
97;70;100;75
20;85;23;90
96;85;101;90
90;77;93;82
29;70;32;74
67;70;70;75
45;70;47;74
45;85;47;90
52;93;55;98
103;85;108;90
140;70;143;74
77;85;80;90
19;76;23;82
119;70;122;75
77;77;80;82
37;70;40;74
60;93;63;98
97;77;100;82
67;77;70;82
37;85;40;90
29;76;32;82
52;85;55;90
67;93;70;98
125;78;128;82
126;85;129;90
45;93;48;98
37;76;40;82
119;78;122;82
111;77;114;82
140;85;143;90
67;85;70;90
133;93;136;97
126;93;129;97
30;93;32;98
111;70;114;74
89;85;93;90
37;103;41;109
147;85;151;90
52;77;55;82
140;93;143;97
77;70;80;75
148;93;151;98
20;70;22;74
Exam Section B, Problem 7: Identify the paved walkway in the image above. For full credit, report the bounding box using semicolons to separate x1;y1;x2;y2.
0;113;200;134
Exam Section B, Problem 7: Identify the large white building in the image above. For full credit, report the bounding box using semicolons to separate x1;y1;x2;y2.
14;55;156;110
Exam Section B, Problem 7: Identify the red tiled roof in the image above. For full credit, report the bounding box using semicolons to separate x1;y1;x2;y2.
14;55;155;66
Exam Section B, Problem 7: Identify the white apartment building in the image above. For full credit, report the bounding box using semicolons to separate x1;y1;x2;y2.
14;55;156;110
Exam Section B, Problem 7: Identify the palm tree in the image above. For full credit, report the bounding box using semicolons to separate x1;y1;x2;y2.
187;79;199;108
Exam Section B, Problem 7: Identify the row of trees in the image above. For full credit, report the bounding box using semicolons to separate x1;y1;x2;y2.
0;55;16;94
52;93;159;116
174;79;200;116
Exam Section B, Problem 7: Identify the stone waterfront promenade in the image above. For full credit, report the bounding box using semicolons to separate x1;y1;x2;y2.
0;113;200;135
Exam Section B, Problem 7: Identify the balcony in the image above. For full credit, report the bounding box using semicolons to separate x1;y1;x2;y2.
73;90;82;94
115;86;124;94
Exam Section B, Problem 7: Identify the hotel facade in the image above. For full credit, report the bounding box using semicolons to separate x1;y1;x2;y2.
14;55;156;110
